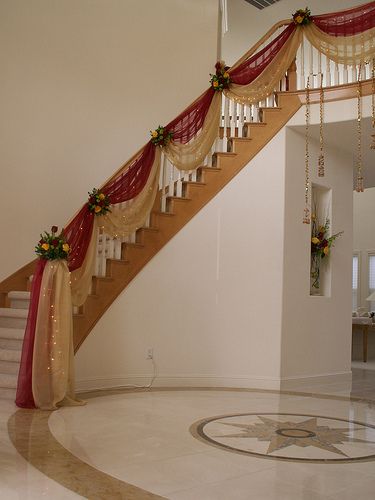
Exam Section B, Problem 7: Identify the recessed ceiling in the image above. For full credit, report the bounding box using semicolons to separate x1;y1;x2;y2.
244;0;282;10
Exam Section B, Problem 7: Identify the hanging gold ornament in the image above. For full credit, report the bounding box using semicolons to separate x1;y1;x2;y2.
371;58;375;150
318;73;325;177
303;76;311;224
355;65;364;193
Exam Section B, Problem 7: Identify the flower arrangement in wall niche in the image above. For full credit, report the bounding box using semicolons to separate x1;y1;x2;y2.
210;61;231;91
35;226;70;260
88;188;111;215
292;7;312;25
150;125;173;147
310;214;343;293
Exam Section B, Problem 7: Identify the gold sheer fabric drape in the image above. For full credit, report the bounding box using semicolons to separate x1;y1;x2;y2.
99;148;161;237
304;24;375;66
164;92;221;171
224;28;303;104
71;218;98;307
32;261;83;410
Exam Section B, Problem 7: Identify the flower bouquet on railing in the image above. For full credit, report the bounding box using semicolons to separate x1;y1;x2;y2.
210;61;231;92
292;7;311;25
310;214;343;294
88;188;111;215
35;226;70;260
150;125;173;147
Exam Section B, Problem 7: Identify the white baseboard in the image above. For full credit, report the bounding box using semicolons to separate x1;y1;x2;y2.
76;373;282;393
280;371;352;392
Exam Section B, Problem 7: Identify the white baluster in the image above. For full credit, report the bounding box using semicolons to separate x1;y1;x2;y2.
238;102;244;137
161;152;167;212
222;95;229;152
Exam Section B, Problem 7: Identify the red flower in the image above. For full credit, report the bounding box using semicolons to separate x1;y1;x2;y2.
51;238;59;247
89;196;95;204
51;226;58;234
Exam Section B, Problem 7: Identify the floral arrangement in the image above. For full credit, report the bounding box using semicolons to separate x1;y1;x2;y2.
292;7;312;25
311;215;343;259
150;126;173;147
210;61;231;91
35;226;70;260
88;188;111;215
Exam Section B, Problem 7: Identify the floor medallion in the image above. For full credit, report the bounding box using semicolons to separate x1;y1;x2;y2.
190;412;375;462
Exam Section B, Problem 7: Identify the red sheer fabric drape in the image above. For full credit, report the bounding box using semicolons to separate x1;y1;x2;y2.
64;206;94;272
229;24;296;85
165;88;215;144
15;260;46;408
312;1;375;36
101;141;156;204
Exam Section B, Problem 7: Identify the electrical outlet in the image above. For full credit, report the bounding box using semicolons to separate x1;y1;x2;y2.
147;348;153;360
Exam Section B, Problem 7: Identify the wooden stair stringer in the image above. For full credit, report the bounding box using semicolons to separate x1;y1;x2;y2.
73;93;302;350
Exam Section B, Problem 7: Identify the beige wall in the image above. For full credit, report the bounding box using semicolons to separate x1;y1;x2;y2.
222;0;367;65
76;126;287;391
0;0;218;280
279;98;372;387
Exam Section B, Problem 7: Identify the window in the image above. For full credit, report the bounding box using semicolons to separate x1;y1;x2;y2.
352;254;359;311
368;254;375;312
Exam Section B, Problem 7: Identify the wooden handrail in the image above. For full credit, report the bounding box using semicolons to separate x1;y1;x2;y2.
230;19;292;71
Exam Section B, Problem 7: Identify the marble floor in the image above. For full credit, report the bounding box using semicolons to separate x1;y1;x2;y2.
2;368;375;500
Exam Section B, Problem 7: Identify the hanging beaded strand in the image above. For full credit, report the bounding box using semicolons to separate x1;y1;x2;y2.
371;58;375;150
303;75;311;224
318;73;325;177
355;65;364;193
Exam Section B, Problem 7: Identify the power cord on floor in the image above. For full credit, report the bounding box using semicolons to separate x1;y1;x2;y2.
82;356;158;393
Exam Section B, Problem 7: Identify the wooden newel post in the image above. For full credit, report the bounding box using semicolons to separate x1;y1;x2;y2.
286;58;297;91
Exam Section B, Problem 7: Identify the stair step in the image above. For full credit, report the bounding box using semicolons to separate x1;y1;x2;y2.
0;308;28;329
0;327;25;340
0;348;21;362
0;386;16;399
0;359;20;375
8;290;31;309
0;372;18;389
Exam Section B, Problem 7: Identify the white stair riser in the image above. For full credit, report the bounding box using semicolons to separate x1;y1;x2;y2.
9;299;30;310
0;360;20;375
0;317;27;329
0;338;23;350
0;387;16;399
0;373;17;389
0;327;25;341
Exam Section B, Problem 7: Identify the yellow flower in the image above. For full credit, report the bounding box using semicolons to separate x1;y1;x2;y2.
213;81;219;87
95;205;102;213
98;193;105;200
41;243;49;251
323;246;329;255
151;130;158;138
223;72;229;79
295;15;303;23
311;237;320;244
62;243;70;253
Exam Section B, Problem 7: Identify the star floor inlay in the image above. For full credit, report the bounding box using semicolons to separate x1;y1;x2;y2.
191;412;375;463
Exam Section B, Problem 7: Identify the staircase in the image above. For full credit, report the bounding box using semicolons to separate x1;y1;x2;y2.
0;79;373;398
0;291;30;398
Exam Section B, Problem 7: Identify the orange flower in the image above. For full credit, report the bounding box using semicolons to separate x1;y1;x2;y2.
98;193;105;200
223;72;229;79
295;15;303;23
41;243;49;251
323;246;329;255
94;205;102;213
62;243;70;253
213;81;219;88
151;130;158;138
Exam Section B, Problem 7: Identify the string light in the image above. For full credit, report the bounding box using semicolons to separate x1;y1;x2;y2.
371;58;375;150
303;75;311;224
355;65;364;193
318;73;325;177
